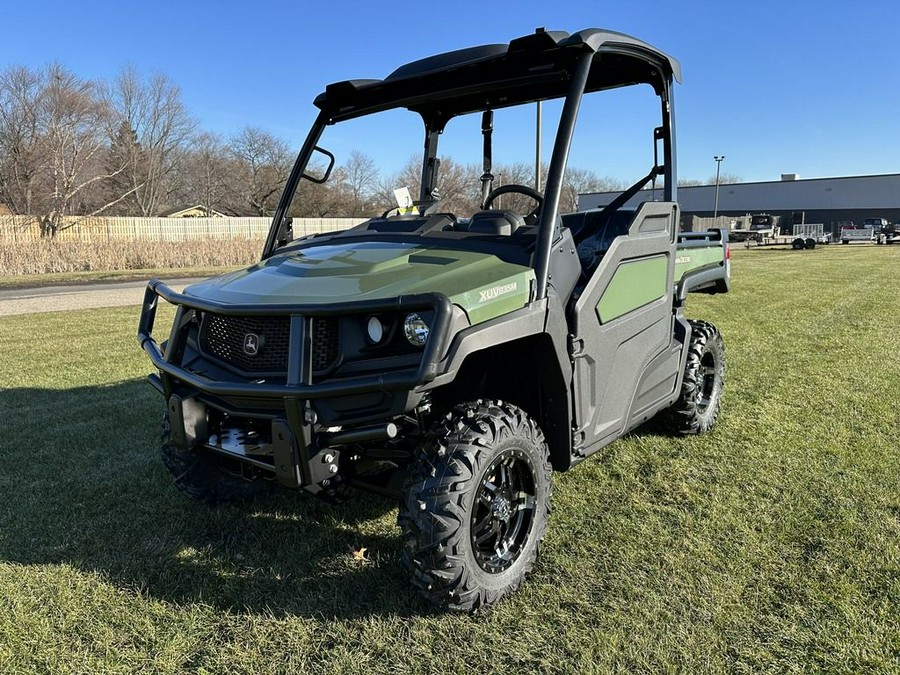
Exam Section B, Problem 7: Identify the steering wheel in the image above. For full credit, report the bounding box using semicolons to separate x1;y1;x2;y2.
483;184;544;225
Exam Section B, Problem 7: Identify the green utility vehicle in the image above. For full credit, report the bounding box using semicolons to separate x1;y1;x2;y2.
138;28;730;611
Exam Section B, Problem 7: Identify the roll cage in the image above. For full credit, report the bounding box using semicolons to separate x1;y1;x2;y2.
264;27;681;301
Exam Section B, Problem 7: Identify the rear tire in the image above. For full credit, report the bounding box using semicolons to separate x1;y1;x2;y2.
660;320;725;435
792;238;805;250
804;237;816;249
160;412;271;504
398;400;552;612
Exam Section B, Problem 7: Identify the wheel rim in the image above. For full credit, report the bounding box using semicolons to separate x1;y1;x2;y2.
470;449;537;573
696;351;719;411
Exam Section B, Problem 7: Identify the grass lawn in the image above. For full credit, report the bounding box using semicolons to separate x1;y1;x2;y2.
0;245;898;673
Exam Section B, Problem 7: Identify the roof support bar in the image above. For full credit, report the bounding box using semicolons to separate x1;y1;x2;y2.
420;122;442;204
479;110;494;209
263;112;327;259
533;51;593;300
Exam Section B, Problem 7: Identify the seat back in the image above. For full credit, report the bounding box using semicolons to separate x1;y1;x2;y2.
575;209;636;270
466;210;525;235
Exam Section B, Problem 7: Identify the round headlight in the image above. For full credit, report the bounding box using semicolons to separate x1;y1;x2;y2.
403;313;429;347
366;315;385;344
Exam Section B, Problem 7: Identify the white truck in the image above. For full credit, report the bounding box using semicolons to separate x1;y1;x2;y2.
880;221;900;245
730;213;781;243
863;217;893;244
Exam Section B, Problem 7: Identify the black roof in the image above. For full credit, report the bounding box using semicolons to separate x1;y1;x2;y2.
314;28;681;124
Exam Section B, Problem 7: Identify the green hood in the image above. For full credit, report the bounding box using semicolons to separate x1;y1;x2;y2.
186;241;534;324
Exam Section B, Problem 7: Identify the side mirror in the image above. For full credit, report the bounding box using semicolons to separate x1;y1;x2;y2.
302;146;335;184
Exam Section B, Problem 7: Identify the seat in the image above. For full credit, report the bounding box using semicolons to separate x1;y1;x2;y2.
466;210;525;235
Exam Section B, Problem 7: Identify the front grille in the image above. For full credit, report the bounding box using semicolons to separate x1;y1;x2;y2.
199;314;339;375
312;317;340;371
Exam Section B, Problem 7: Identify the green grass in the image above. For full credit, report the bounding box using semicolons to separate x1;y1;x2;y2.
1;245;898;673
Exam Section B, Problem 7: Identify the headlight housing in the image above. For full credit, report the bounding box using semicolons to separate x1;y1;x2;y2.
403;312;430;347
366;315;385;344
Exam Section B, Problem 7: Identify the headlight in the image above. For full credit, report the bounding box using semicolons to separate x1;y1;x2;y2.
366;315;385;344
403;313;429;347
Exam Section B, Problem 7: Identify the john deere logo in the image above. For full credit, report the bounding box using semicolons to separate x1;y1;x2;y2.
243;333;260;356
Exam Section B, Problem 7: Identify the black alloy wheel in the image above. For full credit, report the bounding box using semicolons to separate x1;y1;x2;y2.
470;449;538;573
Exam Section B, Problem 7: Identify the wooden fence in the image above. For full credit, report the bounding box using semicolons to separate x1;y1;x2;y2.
0;216;366;243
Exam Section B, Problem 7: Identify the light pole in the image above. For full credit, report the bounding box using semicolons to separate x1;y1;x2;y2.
713;155;725;221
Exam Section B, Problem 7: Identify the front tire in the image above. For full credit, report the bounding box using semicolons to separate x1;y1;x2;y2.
661;320;725;435
399;400;552;612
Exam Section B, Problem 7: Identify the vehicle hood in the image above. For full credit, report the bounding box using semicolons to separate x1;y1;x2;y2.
185;240;534;324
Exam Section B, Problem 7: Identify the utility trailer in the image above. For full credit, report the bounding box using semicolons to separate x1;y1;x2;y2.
789;223;829;249
840;226;876;244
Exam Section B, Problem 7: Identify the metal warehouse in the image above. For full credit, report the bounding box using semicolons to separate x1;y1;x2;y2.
579;173;900;232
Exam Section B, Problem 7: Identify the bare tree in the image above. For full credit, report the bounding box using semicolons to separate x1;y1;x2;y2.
105;67;195;216
710;172;741;185
289;162;351;218
0;64;147;235
432;158;480;216
370;155;416;216
562;167;625;212
0;66;45;216
372;155;480;216
229;126;291;216
181;132;238;215
677;173;742;187
339;150;379;216
37;65;110;234
489;161;539;214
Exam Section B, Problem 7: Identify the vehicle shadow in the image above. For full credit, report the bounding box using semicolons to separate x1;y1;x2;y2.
0;381;431;620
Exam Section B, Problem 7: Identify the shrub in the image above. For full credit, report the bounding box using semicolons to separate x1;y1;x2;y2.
0;238;264;276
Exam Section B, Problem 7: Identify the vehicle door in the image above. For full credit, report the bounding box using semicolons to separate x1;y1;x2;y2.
569;201;681;457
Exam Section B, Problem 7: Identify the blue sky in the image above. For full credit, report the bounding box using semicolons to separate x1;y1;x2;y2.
3;0;898;185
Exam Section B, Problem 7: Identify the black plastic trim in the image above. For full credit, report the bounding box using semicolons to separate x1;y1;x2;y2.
676;265;730;300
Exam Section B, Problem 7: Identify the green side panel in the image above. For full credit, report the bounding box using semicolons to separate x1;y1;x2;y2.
449;269;534;325
596;256;668;323
674;247;724;283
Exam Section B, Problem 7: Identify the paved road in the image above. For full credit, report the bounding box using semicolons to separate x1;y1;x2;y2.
0;278;204;317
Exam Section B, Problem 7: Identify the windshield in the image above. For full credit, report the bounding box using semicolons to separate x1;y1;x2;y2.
277;85;660;239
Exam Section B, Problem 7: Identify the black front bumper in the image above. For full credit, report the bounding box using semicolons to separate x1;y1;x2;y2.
137;279;452;491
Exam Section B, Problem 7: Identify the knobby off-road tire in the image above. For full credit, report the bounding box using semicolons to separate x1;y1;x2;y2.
662;320;725;435
399;400;552;612
160;412;271;504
